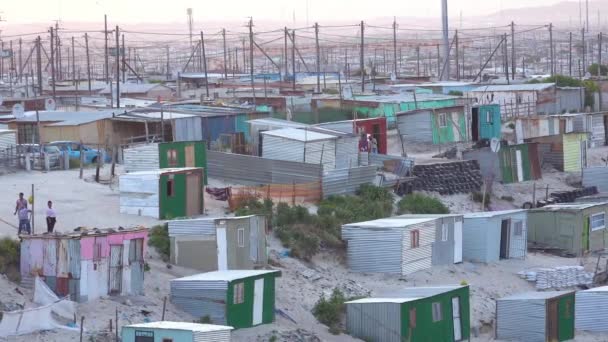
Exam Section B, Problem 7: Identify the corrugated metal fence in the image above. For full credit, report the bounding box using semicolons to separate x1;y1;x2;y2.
123;143;159;173
207;150;322;184
582;167;608;193
322;166;378;198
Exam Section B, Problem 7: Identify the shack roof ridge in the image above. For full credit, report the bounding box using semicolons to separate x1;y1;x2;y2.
124;321;234;332
172;269;281;282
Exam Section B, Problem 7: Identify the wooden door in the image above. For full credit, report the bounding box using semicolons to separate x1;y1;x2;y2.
184;145;195;167
109;245;123;294
500;219;511;259
582;217;590;253
452;296;462;341
547;299;559;342
186;173;201;216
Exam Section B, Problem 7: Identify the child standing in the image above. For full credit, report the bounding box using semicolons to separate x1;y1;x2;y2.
46;201;57;233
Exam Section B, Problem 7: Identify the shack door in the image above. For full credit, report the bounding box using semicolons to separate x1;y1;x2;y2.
500;219;511;259
184;145;195;167
186;172;201;217
471;108;479;142
547;299;559;342
109;245;123;294
216;225;228;270
372;123;382;153
451;296;463;341
253;278;264;326
454;219;463;263
604;115;608;145
582;217;590;253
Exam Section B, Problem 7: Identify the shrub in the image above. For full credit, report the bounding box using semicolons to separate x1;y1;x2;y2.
148;223;170;261
198;315;212;324
312;289;347;334
500;195;515;202
397;193;449;214
448;90;463;96
0;238;21;282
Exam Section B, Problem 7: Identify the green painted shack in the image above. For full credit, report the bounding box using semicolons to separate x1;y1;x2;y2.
471;104;501;142
396;106;468;144
526;132;588;172
499;142;542;183
528;202;608;255
119;168;204;219
159;141;208;184
170;270;281;329
346;285;470;342
121;321;233;342
496;291;575;342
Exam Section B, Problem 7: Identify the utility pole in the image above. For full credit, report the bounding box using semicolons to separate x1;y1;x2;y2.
36;36;42;96
200;31;209;98
18;39;22;82
115;26;120;108
360;20;364;93
104;14;109;83
165;46;170;80
121;34;126;83
455;30;460;80
393;17;398;77
416;46;420;77
504;33;510;83
222;28;228;79
50;27;56;101
549;24;554;76
71;36;75;85
599;32;603;76
586;0;589;33
248;18;255;103
291;30;296;91
440;0;450;80
315;23;320;93
582;28;586;73
85;33;91;93
511;21;516;80
569;32;573;76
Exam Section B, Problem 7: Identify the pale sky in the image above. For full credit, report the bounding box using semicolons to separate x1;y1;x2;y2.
2;0;570;24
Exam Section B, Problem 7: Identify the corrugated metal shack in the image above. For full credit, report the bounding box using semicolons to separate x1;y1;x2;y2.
525;133;589;172
496;291;575;342
575;286;608;332
0;129;16;150
471;104;501;142
462;143;542;183
462;210;527;263
315;117;388;154
20;228;148;302
341;217;437;275
247;118;310;156
119;168;204;219
121;321;233;342
159;141;208;184
582;167;608;193
515;112;608;147
346;285;470;342
396;214;464;265
124;143;160;173
168;215;267;272
528;202;608;255
170;270;281;329
396;106;468;144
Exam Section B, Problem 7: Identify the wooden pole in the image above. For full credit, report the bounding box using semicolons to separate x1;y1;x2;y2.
115;307;118;341
549;23;554;76
249;19;255;104
222;28;228;79
104;14;109;83
50;27;57;101
162;296;167;320
115;26;120;108
85;33;92;94
79;316;84;342
532;182;537;208
111;145;117;177
31;184;35;234
79;141;84;179
569;32;573;76
36;36;42;96
291;30;296;91
201;32;209;98
360;21;365;93
393;17;398;77
511;21;516;80
315;22;321;93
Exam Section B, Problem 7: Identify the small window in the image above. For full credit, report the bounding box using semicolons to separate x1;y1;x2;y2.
167;149;178;167
93;243;102;261
513;221;523;236
233;282;245;304
237;228;245;248
410;230;420;249
409;308;417;328
441;224;448;242
438;113;448;127
591;213;605;231
432;302;442;322
129;238;144;263
162;339;173;342
486;111;492;123
166;179;174;197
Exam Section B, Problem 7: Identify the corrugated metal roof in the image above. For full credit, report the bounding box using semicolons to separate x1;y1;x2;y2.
463;209;527;218
261;128;337;142
172;270;280;282
17;110;117;125
343;217;435;229
499;290;574;301
532;202;608;211
247;118;310;128
125;321;233;332
580;286;608;293
383;285;466;298
116;111;197;120
350;93;461;103
100;83;169;94
346;297;420;304
469;83;555;92
121;167;201;177
397;214;463;219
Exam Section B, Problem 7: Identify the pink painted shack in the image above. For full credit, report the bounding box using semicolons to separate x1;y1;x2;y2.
20;228;148;302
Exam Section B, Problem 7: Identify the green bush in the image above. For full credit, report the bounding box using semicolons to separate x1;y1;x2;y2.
148;223;170;262
397;193;449;214
0;238;21;282
448;90;463;96
588;63;608;76
527;75;598;108
198;315;212;324
501;195;515;202
312;288;347;334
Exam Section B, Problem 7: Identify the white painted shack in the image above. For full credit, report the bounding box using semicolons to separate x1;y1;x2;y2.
462;210;528;263
341;217;436;275
123;143;159;172
575;286;608;332
247;118;310;156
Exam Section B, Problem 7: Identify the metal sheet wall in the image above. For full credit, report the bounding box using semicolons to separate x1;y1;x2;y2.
171;279;228;324
174;117;203;141
397;111;433;143
168;218;217;237
207;150;322;185
401;220;435;275
193;330;231;342
508;213;528;259
322;166;377;198
334;136;359;170
0;131;16;150
346;302;402;342
576;290;608;332
589;114;606;147
123;143;159;173
431;218;456;266
496;299;546;342
583;167;608;193
563;133;588;172
341;227;403;274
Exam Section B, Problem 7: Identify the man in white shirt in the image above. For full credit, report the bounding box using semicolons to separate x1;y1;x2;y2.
46;201;57;233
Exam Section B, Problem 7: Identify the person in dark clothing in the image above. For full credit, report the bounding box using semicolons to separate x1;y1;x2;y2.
46;201;57;233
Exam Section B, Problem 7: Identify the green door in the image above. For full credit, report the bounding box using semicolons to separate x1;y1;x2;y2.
557;295;575;341
582;217;590;253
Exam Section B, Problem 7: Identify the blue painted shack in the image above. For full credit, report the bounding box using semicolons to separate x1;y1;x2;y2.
471;104;501;142
121;321;233;342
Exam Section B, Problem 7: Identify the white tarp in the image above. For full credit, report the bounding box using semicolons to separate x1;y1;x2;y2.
33;277;76;319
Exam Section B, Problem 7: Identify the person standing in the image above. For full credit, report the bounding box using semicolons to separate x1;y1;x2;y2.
14;192;28;227
370;135;378;154
46;201;57;233
358;133;369;152
18;206;31;235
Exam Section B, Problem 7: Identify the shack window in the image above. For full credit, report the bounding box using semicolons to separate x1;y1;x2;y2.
591;213;605;231
438;113;448;127
409;308;417;328
233;282;245;304
441;224;448;242
410;230;420;249
237;228;245;248
167;149;178;167
166;179;174;197
513;221;523;236
93;243;102;261
129;238;144;263
162;339;173;342
486;110;492;123
432;302;442;322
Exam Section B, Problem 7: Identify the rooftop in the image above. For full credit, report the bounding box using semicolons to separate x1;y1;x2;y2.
498;291;574;301
463;209;527;218
347;285;466;304
16;110;117;125
172;270;280;282
120;168;203;177
346;297;420;304
124;321;233;333
100;83;169;95
581;286;608;293
468;83;555;92
247;117;310;129
261;128;338;142
21;227;147;240
532;202;608;212
343;217;436;229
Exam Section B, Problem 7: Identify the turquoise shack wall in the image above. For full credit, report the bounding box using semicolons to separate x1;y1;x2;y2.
478;104;501;140
122;326;193;342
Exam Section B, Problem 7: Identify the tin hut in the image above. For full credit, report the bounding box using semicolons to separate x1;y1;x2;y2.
525;133;588;172
462;210;527;263
396;214;464;265
575;286;608;332
20;228;148;302
119;168;204;219
528;202;608;255
168;216;267;271
158;141;208;183
462;143;542;183
496;291;575;342
346;285;470;342
170;270;281;329
260;128;342;169
315;117;388;154
396;106;468;144
246;118;310;156
471;104;501;142
121;322;233;342
341;217;438;275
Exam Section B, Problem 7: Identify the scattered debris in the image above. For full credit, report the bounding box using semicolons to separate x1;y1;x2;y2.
518;266;593;290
